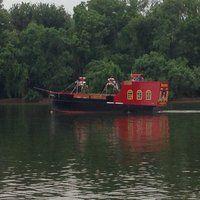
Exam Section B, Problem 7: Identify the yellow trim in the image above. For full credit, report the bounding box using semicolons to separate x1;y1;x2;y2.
137;90;142;100
127;90;133;100
146;90;152;100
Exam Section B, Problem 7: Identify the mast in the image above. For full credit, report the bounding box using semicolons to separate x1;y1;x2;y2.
71;77;88;93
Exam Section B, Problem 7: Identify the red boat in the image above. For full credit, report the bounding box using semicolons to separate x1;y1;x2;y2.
39;73;169;113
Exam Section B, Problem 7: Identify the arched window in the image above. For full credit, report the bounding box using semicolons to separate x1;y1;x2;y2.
146;90;152;100
127;90;133;100
137;90;142;100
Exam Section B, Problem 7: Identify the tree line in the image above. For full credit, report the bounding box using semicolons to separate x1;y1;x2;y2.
0;0;199;100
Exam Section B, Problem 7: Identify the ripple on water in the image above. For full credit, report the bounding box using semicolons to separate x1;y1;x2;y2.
1;105;200;199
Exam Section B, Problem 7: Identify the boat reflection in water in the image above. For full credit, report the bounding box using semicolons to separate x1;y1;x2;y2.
69;113;170;154
114;115;169;152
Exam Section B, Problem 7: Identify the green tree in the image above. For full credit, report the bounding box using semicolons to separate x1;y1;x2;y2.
19;23;73;89
85;59;123;92
116;15;153;62
193;67;200;96
0;0;199;99
10;3;35;31
148;0;182;56
0;31;28;97
176;16;200;66
0;6;10;47
10;3;71;30
0;0;11;97
73;2;108;69
134;52;197;98
147;0;200;62
167;58;196;98
87;0;128;50
33;3;71;29
133;51;168;81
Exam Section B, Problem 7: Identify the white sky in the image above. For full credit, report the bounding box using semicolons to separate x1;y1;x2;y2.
2;0;86;13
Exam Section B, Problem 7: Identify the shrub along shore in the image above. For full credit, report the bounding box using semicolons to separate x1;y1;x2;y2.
0;0;199;101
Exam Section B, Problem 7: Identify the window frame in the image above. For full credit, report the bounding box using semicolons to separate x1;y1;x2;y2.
136;90;143;100
146;90;152;101
127;89;133;100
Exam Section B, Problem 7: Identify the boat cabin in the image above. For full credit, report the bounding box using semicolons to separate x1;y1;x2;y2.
114;73;169;107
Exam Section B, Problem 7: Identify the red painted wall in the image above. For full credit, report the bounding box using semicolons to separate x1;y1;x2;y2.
114;81;169;106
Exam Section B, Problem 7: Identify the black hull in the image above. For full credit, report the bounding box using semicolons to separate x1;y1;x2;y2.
52;99;157;113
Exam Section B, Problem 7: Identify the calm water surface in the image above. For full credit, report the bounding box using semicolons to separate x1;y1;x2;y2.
0;105;200;199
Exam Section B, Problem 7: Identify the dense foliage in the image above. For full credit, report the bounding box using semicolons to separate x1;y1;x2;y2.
0;0;199;99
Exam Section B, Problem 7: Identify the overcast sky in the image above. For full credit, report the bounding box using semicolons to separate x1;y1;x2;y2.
2;0;86;13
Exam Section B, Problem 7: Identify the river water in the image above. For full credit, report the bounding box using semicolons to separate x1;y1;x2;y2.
0;104;200;199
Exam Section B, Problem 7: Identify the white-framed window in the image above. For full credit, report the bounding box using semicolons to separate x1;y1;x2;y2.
146;90;152;100
127;90;133;100
137;90;142;100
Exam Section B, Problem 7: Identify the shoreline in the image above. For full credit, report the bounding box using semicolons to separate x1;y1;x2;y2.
0;98;200;105
0;98;50;105
170;98;200;104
